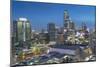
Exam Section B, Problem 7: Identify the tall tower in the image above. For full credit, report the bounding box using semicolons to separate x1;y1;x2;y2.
64;10;70;29
70;20;75;30
17;18;31;42
63;10;75;42
47;23;56;41
12;20;18;43
64;10;75;30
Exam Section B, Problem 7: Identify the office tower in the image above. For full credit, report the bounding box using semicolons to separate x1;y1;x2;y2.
12;20;18;43
63;10;69;41
70;21;75;30
31;30;35;39
39;29;46;44
11;20;18;63
64;10;75;30
81;22;90;39
47;23;56;41
17;18;31;42
63;10;75;42
39;29;49;44
64;10;70;29
56;27;64;44
58;27;64;33
56;33;64;44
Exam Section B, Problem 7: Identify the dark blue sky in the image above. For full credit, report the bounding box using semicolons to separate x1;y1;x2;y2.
12;1;96;31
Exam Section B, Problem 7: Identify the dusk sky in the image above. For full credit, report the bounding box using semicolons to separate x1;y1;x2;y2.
12;1;96;31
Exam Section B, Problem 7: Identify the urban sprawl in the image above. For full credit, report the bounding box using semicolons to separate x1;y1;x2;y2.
11;10;96;66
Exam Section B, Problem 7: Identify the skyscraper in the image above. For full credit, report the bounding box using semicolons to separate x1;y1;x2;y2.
70;21;75;30
17;18;31;42
64;10;70;29
63;10;75;42
47;23;56;42
12;20;18;43
64;10;75;30
56;33;64;44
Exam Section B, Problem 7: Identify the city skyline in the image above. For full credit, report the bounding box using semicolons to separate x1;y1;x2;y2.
12;1;96;31
11;1;96;66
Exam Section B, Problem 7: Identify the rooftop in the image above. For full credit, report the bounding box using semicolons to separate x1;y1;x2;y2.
49;44;87;50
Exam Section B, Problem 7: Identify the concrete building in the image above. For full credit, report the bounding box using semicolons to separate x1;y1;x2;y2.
49;45;82;61
56;33;64;44
63;10;75;41
64;10;70;29
47;23;56;42
17;18;31;42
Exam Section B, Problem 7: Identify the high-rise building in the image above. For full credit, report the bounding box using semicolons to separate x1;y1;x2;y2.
47;23;56;41
11;20;18;63
63;10;75;41
12;20;18;43
70;21;75;30
64;10;75;30
56;33;64;44
39;29;49;44
17;18;31;42
64;10;70;29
